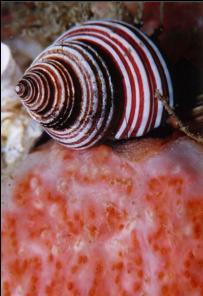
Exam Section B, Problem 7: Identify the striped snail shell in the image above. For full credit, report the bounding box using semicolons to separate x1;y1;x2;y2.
16;20;173;149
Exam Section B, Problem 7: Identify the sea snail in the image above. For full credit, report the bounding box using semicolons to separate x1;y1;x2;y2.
16;20;173;149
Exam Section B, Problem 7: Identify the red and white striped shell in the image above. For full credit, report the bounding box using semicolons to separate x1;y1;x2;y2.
16;20;173;149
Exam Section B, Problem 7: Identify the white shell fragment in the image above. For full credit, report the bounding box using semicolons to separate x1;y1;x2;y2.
1;42;22;111
1;42;43;167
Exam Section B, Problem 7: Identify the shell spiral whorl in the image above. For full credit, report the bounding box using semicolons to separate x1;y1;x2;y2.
16;20;173;149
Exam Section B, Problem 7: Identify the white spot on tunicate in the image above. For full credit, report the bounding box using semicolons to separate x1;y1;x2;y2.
172;165;181;175
13;285;24;296
125;219;138;233
145;208;155;225
30;177;40;189
33;199;44;209
33;187;43;197
73;238;85;252
18;245;25;255
30;177;43;197
79;165;89;176
40;229;50;240
91;166;99;177
176;204;184;217
49;203;58;217
105;237;123;259
51;245;59;256
183;224;193;236
57;179;68;194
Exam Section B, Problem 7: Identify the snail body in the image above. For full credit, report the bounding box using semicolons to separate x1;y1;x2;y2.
16;20;173;149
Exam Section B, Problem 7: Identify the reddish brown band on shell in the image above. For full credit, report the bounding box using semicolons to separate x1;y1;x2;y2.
16;20;173;149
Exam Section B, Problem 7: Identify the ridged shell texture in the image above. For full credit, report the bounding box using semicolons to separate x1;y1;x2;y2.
16;20;173;149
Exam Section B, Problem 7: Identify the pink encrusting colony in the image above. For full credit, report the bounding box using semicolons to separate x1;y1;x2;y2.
16;20;173;149
1;137;203;295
